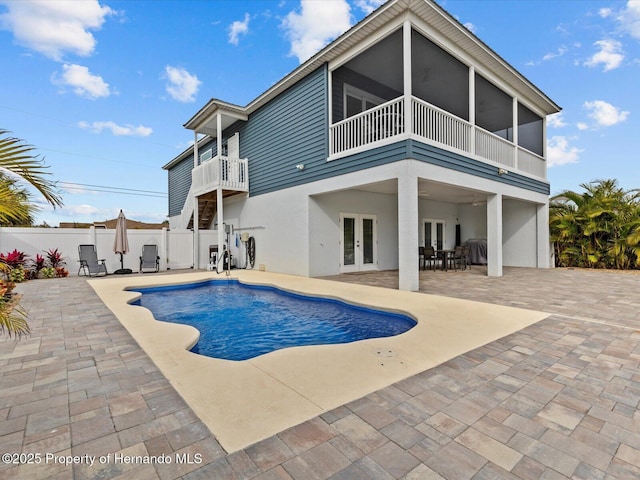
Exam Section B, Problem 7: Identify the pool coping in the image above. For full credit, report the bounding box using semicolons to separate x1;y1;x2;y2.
88;270;549;453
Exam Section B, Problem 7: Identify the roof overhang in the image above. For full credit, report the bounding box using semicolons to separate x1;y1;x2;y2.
183;99;249;137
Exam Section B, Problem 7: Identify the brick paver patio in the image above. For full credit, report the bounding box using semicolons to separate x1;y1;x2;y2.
1;267;639;479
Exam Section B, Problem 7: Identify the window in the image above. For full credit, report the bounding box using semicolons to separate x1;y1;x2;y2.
344;84;385;118
199;149;212;163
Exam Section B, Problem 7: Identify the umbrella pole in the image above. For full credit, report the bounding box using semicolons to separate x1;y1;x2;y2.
120;252;124;269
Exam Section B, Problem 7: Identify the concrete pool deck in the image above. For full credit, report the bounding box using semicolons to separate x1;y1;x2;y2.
88;270;548;452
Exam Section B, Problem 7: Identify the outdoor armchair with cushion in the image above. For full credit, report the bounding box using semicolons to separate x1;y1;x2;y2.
78;244;108;277
139;244;160;273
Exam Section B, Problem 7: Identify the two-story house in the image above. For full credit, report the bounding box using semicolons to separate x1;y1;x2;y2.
163;0;560;291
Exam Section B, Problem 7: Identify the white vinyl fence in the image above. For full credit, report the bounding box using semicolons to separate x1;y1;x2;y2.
0;227;200;275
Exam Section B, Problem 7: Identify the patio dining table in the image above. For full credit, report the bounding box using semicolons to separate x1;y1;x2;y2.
435;249;456;271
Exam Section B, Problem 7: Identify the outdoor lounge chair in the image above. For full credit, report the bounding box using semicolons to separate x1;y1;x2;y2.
139;244;160;273
78;244;108;277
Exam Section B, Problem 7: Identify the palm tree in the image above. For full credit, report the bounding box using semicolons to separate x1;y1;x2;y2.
0;129;63;337
0;129;63;222
0;172;35;225
550;179;640;269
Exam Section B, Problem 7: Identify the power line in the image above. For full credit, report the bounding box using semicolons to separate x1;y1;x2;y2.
59;182;166;195
58;181;167;198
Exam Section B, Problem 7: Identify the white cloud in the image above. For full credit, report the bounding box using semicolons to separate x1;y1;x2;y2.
547;136;582;167
599;8;613;18
78;120;152;137
618;0;640;39
527;46;569;66
577;122;589;131
52;63;110;99
547;112;567;128
542;46;568;62
584;39;624;71
463;22;476;33
584;100;630;127
282;0;352;63
354;0;386;15
228;13;250;45
0;0;114;61
59;204;101;215
164;66;201;103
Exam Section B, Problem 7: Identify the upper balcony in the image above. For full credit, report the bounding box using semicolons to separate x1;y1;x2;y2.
328;24;553;181
329;95;546;180
191;155;248;197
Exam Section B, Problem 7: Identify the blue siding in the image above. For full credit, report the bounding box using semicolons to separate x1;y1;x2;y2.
236;66;329;196
168;157;193;217
167;63;548;214
409;140;550;195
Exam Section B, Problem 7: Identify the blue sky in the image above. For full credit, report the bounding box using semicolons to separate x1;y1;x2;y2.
1;0;638;226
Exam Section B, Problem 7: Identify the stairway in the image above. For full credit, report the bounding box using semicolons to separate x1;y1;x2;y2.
186;190;243;230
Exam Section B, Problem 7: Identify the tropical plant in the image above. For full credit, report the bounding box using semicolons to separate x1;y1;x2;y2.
31;254;46;277
0;171;35;225
0;129;63;226
41;267;56;279
550;179;640;269
0;297;29;338
45;248;65;268
0;249;28;269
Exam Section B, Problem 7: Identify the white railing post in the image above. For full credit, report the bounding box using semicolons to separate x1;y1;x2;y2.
469;66;475;155
403;19;412;137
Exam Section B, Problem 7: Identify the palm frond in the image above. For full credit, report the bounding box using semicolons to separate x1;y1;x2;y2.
0;129;63;208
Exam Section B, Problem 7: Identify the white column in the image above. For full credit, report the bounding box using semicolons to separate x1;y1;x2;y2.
403;19;412;135
216;112;225;260
193;130;200;269
193;131;199;168
216;113;223;158
193;198;199;269
469;66;475;155
512;97;518;169
217;187;224;262
487;193;503;277
398;170;419;291
536;202;550;268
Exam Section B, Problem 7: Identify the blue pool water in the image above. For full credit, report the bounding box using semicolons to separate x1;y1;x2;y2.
130;280;416;361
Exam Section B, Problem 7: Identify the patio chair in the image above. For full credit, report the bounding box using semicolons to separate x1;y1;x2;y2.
453;245;469;271
423;245;437;270
139;244;160;273
78;244;108;277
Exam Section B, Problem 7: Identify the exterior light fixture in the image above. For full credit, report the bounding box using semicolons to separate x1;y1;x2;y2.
498;168;508;176
296;164;305;171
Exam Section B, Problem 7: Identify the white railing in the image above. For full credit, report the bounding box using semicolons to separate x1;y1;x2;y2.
474;128;516;168
412;97;471;152
329;94;547;180
191;156;249;197
517;147;546;179
330;97;404;155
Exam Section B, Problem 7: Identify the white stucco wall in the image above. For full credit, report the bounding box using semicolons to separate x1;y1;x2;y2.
502;198;538;267
309;189;399;277
457;204;487;242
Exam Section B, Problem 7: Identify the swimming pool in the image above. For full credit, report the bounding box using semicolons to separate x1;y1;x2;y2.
131;280;416;361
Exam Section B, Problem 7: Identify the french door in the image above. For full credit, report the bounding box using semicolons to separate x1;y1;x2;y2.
340;213;377;273
423;218;445;250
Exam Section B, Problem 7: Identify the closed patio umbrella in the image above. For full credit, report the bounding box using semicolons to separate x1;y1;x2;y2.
113;209;132;274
